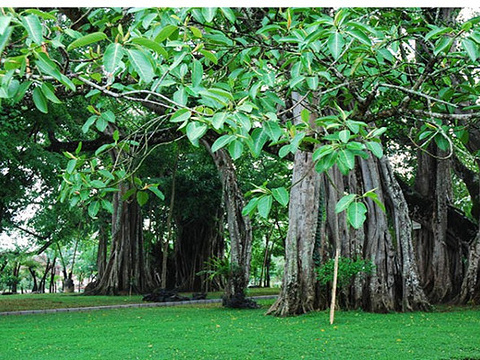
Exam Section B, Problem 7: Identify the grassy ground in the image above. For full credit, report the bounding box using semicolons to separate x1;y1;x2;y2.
0;287;279;312
1;299;479;360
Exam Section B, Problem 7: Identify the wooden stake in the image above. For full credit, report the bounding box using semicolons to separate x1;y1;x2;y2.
330;247;340;325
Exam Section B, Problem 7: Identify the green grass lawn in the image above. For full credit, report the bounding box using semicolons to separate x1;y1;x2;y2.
0;287;279;312
1;299;479;360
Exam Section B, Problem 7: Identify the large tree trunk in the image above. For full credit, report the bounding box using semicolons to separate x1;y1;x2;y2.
86;183;154;295
204;143;254;307
319;156;429;313
267;150;321;316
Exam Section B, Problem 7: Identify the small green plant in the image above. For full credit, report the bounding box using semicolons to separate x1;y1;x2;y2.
196;256;230;282
316;256;375;288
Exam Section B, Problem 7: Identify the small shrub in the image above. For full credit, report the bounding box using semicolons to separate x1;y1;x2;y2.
316;256;375;288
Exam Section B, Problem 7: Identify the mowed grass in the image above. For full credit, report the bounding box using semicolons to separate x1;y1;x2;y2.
1;300;479;360
0;288;279;312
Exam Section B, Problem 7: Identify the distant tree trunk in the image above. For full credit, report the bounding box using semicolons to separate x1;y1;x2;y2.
11;262;20;293
49;257;56;293
267;150;321;316
86;182;154;295
174;215;224;292
28;267;38;292
204;142;253;307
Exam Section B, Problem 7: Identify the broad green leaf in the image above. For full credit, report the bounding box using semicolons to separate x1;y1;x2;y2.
67;32;107;51
191;60;203;87
366;141;383;158
202;8;217;22
41;83;62;104
249;128;268;157
32;87;48;113
200;49;218;64
279;144;291;158
148;186;165;200
101;199;114;213
257;195;273;219
186;121;208;145
328;32;345;60
272;187;289;207
23;9;57;20
95;143;114;156
434;36;453;56
462;38;479;62
170;108;191;123
130;37;168;58
434;134;450;152
264;121;282;143
314;151;337;173
103;43;124;73
306;76;319;90
364;190;386;213
211;134;236;153
66;159;77;174
211;112;227;129
347;28;371;45
425;26;452;41
339;129;350;143
189;26;203;38
98;169;115;180
221;8;236;23
155;24;178;42
173;87;187;106
88;200;100;218
228;139;244;160
242;197;259;216
95;116;108;132
136;191;149;206
91;180;106;188
0;27;12;55
338;149;355;171
82;116;97;133
301;108;310;123
347;201;367;229
0;16;11;36
335;194;356;213
313;145;334;161
21;15;43;45
127;49;154;84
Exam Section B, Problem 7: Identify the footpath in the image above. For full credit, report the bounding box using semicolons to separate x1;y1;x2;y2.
0;295;278;316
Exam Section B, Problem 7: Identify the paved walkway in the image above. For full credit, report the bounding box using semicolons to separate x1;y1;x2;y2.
0;295;278;316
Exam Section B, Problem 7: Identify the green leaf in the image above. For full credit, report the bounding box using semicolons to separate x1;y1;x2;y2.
462;38;479;62
0;27;12;55
136;191;149;206
130;37;168;58
211;135;236;153
66;159;77;174
96;116;108;132
200;49;218;64
242;197;259;216
338;149;355;171
347;201;367;229
155;24;178;42
425;26;452;41
186;121;208;145
313;145;334;161
91;180;106;188
41;83;62;104
257;195;273;219
103;43;124;73
211;112;227;129
364;190;386;213
306;76;319;90
335;194;356;214
328;32;345;60
434;36;453;56
32;87;48;113
88;200;100;218
21;15;43;45
347;29;371;45
148;186;165;200
272;187;289;207
170;108;191;123
127;49;154;84
202;8;217;22
366;141;383;158
228;140;244;160
264;121;282;143
339;129;350;143
188;26;203;38
67;32;107;51
173;87;187;106
434;134;450;152
82;116;97;133
101;199;114;213
191;60;203;87
95;143;114;156
0;16;11;36
315;151;337;173
98;169;115;181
